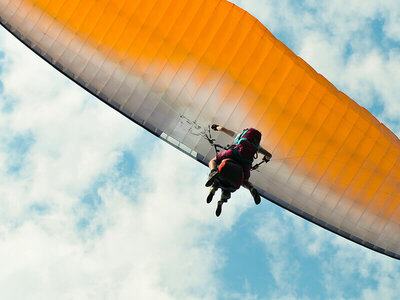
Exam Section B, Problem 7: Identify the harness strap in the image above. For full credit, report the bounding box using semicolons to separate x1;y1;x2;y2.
206;125;231;156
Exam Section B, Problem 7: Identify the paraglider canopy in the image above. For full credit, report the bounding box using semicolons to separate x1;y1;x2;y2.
1;0;399;259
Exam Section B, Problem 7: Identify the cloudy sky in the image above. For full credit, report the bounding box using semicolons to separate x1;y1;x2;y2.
1;0;400;299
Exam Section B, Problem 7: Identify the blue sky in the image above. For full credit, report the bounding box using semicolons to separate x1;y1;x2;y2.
1;1;400;299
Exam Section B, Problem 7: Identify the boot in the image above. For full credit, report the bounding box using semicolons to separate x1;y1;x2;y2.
216;191;230;217
216;200;226;217
250;186;261;205
205;169;219;187
207;185;218;204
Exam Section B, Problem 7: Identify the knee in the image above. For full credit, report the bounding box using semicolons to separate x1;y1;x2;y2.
209;157;218;169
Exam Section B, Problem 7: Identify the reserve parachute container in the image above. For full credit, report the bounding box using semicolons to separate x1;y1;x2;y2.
1;0;399;259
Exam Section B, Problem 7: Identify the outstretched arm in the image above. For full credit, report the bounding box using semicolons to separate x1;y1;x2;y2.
211;124;236;137
258;145;272;160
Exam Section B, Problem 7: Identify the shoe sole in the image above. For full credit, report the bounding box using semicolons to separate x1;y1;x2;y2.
216;204;222;217
216;200;226;217
251;189;261;205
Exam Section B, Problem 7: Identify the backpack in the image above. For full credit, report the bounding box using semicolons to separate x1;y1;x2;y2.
232;128;261;164
217;159;244;190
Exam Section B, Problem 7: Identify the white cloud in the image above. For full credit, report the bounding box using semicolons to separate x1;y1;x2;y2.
380;2;400;41
254;207;400;299
321;241;400;300
254;211;304;298
0;36;139;220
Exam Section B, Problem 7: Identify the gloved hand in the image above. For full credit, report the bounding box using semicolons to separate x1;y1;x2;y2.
211;124;219;131
262;154;272;163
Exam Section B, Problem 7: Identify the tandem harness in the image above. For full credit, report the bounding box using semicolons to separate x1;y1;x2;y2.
204;126;267;171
